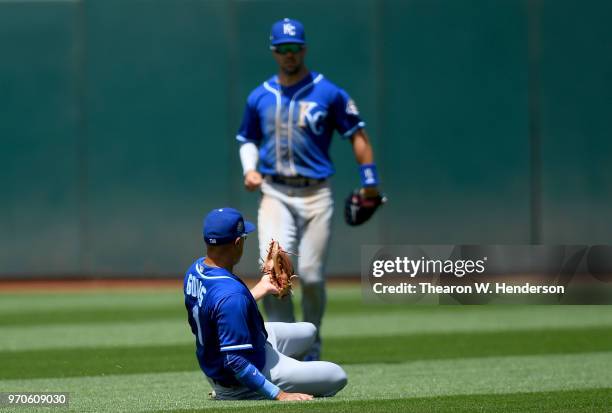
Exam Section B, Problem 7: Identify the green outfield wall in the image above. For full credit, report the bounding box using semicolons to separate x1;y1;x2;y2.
1;0;611;277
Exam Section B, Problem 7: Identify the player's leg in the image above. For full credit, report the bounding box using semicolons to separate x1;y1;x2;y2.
262;342;347;397
296;184;334;359
265;322;316;359
258;184;298;322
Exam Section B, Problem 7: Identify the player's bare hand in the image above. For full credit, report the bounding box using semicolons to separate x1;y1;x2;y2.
250;273;280;301
244;171;263;191
260;273;281;296
360;186;379;199
276;390;313;401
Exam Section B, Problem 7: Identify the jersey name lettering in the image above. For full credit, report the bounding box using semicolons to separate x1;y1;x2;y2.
186;273;206;306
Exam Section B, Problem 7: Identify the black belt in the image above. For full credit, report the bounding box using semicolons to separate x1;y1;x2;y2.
267;175;326;188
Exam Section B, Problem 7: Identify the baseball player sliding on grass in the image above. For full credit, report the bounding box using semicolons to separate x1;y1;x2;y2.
183;207;347;401
237;18;382;360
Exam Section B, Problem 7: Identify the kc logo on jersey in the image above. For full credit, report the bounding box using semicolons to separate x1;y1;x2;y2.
298;101;327;135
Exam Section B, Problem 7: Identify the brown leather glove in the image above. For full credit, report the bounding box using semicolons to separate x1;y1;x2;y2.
262;239;297;298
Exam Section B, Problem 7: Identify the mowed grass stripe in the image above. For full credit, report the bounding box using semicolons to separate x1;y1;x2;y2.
0;286;360;315
2;286;612;328
2;327;611;379
319;306;612;338
0;319;192;351
0;290;183;313
158;389;612;413
4;304;612;352
1;354;611;412
7;309;612;352
0;292;393;326
4;284;612;314
0;306;186;326
0;304;440;327
4;295;612;333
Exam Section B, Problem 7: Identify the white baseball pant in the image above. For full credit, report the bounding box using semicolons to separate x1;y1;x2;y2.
210;322;347;400
257;179;334;356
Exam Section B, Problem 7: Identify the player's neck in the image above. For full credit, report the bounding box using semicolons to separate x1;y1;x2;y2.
278;67;310;87
204;256;234;273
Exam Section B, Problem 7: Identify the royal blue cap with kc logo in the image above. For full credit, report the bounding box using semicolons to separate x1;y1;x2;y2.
269;18;306;46
203;207;256;245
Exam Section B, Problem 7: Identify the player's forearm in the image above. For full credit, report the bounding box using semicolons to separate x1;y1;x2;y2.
250;284;265;301
224;353;280;399
351;130;379;189
351;129;374;164
239;142;259;175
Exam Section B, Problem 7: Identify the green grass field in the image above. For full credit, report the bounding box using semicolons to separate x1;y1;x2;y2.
1;285;611;412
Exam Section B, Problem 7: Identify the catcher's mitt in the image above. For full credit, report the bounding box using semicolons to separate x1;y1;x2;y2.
262;239;296;298
344;189;387;226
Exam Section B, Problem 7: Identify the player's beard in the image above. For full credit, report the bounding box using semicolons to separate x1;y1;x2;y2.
281;63;302;76
280;55;303;76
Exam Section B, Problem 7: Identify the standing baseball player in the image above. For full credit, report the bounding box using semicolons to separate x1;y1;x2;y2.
237;18;381;360
184;207;347;400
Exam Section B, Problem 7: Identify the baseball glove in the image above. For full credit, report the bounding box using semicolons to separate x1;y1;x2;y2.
262;239;296;298
344;189;387;226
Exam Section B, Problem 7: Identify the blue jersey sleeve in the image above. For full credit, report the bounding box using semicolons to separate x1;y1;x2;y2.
331;88;365;139
236;97;263;145
216;294;254;352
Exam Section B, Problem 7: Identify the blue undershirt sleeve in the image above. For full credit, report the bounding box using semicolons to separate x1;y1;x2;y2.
224;353;281;399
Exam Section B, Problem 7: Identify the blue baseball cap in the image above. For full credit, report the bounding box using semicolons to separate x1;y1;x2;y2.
269;18;306;46
203;207;255;245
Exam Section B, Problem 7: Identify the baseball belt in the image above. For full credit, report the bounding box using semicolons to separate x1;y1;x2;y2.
266;175;326;188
